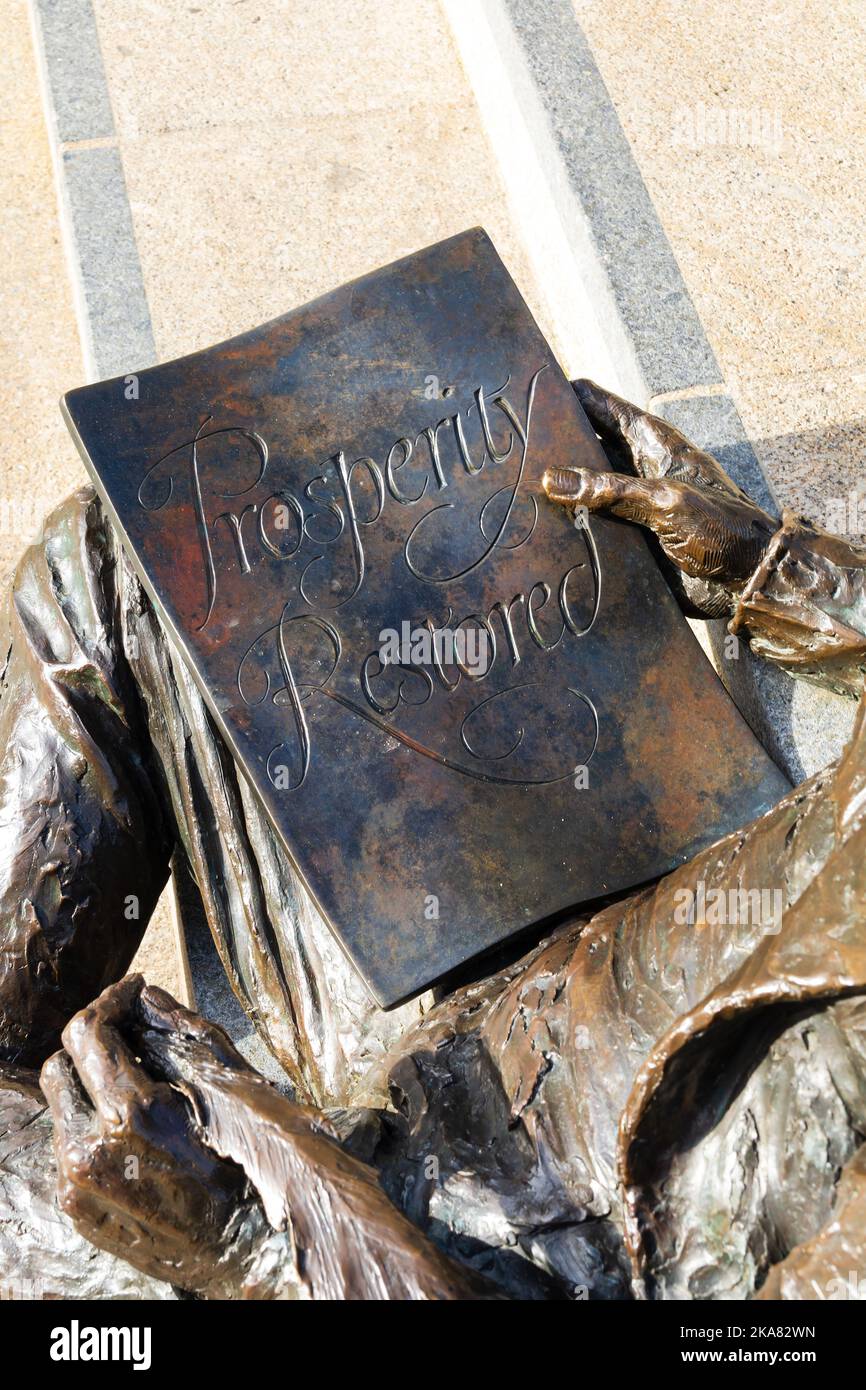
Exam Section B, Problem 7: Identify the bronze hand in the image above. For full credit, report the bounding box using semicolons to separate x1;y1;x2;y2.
42;976;499;1300
544;380;778;615
40;976;246;1297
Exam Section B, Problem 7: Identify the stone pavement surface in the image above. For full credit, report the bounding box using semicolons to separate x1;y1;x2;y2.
6;0;866;1001
575;2;866;771
579;0;866;524
0;0;185;998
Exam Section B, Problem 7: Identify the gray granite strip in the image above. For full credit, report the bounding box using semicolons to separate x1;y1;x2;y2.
652;393;856;781
496;0;722;398
59;145;156;378
30;0;156;379
31;0;115;143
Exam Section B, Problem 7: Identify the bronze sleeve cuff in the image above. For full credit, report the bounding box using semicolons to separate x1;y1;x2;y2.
729;508;866;697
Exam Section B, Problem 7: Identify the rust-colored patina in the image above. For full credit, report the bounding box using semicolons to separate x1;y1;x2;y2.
60;229;786;1005
3;375;866;1301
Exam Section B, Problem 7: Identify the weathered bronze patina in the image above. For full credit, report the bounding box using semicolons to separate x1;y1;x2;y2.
60;230;785;1005
1;379;866;1299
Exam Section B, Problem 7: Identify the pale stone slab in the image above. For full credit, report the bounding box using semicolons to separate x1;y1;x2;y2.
92;0;460;135
114;105;550;364
576;0;866;387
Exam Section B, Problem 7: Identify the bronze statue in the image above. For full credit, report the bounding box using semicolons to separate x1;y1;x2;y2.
2;381;866;1300
61;229;787;1003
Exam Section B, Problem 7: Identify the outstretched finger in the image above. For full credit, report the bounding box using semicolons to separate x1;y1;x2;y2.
543;466;680;532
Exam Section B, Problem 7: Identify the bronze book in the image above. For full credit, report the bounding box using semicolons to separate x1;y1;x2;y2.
62;228;788;1006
